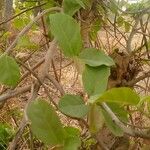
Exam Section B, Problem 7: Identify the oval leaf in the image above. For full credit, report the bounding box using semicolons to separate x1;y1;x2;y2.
82;65;110;96
0;54;20;86
102;109;124;136
79;48;115;67
58;94;89;118
27;99;65;146
88;104;104;134
49;13;82;57
96;87;140;105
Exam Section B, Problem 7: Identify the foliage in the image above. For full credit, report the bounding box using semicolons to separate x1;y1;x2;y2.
0;0;150;149
0;123;14;150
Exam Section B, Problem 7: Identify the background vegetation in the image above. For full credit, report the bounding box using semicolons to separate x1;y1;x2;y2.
0;0;150;149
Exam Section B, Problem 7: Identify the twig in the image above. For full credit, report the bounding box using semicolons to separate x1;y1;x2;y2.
9;39;58;150
46;74;65;96
126;70;150;86
5;7;61;54
126;15;142;53
101;103;150;139
0;85;31;102
0;3;47;26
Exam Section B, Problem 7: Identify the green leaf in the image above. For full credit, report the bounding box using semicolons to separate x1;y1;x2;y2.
58;94;89;118
27;99;65;146
109;0;119;14
79;48;115;67
96;87;140;105
49;13;82;57
124;21;131;32
76;0;85;8
64;126;81;150
63;0;85;16
90;20;102;41
117;16;124;27
64;136;81;150
0;54;20;86
140;96;150;113
13;17;29;29
16;35;38;50
82;65;110;96
107;103;128;123
64;126;80;138
102;109;124;136
88;104;104;134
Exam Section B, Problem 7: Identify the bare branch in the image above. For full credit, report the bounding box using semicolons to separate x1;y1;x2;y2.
5;7;61;54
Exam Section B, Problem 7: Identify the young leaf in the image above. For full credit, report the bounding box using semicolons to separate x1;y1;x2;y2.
0;54;20;86
96;87;140;105
49;13;82;57
79;48;115;67
82;65;110;96
27;99;65;146
102;109;124;136
63;0;85;16
88;104;104;134
58;94;89;118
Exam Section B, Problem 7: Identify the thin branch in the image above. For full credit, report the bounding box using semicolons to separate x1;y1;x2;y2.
5;7;61;54
126;70;150;86
46;74;65;96
0;85;31;102
126;15;141;53
101;103;150;139
0;3;47;26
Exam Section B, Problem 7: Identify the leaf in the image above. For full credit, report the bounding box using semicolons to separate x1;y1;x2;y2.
16;35;38;50
58;94;89;118
79;48;115;67
109;0;119;14
88;104;104;134
82;65;110;96
64;126;81;150
49;13;82;57
64;126;80;138
13;17;29;29
27;99;65;146
102;109;124;136
107;102;128;123
76;0;85;8
124;21;131;32
0;54;20;86
90;20;102;41
96;87;140;105
64;136;81;150
63;0;85;16
140;96;150;113
117;16;124;27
